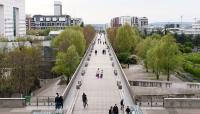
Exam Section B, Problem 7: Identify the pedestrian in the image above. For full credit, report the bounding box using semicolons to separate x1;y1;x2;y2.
96;68;100;78
128;63;130;69
120;99;124;110
113;104;119;114
95;50;97;55
100;70;103;78
109;106;113;114
55;93;60;109
59;96;63;109
125;106;131;114
82;93;87;108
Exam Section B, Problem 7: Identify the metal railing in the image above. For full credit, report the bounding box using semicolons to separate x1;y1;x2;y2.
105;34;143;114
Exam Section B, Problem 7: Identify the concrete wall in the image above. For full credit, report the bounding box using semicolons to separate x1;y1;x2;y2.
0;98;26;108
164;98;200;108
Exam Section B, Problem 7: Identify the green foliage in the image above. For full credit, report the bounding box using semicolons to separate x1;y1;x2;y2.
107;27;118;50
115;24;141;53
136;34;161;72
52;45;80;82
159;34;182;80
138;33;181;80
183;61;200;78
27;29;51;36
0;46;42;95
0;37;8;42
184;53;200;64
53;28;86;56
117;52;130;64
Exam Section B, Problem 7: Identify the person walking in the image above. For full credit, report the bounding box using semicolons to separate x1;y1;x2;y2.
95;50;97;55
55;93;60;109
125;106;131;114
100;70;103;78
96;68;100;78
113;104;119;114
59;96;63;109
120;99;124;110
109;106;113;114
82;93;88;108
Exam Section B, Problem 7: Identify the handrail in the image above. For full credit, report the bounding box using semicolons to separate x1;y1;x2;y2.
105;35;135;103
62;34;97;100
105;34;143;114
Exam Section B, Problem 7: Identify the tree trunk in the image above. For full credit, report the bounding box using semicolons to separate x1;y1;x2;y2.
156;72;159;80
167;67;170;81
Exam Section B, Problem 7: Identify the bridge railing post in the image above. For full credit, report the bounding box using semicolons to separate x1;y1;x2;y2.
48;97;50;106
36;97;38;106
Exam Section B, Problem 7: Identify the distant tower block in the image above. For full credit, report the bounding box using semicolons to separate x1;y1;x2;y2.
54;1;62;16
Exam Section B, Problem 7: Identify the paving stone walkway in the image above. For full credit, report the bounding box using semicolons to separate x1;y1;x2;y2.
72;34;123;114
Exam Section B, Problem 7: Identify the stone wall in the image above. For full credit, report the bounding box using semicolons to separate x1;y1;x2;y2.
0;98;26;108
164;98;200;108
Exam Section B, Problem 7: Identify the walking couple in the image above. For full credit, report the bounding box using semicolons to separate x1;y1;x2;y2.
96;68;103;79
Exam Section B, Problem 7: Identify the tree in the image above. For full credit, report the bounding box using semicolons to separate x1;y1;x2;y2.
7;46;42;95
53;28;86;56
136;34;161;72
107;27;118;50
146;44;162;80
83;25;96;47
115;24;140;53
159;34;182;81
52;45;80;83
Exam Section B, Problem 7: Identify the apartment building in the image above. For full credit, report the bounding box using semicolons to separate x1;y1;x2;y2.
0;0;26;40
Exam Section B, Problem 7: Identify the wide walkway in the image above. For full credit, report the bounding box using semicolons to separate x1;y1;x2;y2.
72;34;123;114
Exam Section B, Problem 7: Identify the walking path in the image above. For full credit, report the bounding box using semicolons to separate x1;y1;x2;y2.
72;34;123;114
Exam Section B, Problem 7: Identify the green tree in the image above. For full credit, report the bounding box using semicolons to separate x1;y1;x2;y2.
146;44;162;80
159;34;182;81
115;24;140;53
136;34;161;72
52;45;80;83
53;28;86;56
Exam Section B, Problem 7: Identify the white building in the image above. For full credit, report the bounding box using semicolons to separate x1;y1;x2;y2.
184;20;200;35
54;1;62;16
110;16;148;31
119;16;132;26
0;0;26;40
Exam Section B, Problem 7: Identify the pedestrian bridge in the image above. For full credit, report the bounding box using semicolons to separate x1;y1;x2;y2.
32;34;143;114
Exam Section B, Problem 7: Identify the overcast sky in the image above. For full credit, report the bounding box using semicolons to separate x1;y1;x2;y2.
26;0;200;24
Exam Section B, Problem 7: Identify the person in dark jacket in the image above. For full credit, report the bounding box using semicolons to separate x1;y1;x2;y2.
82;93;88;108
125;106;131;114
113;104;119;114
55;93;60;109
120;99;124;110
59;96;63;109
109;106;113;114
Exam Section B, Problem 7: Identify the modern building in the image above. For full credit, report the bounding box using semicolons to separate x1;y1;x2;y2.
71;18;83;26
184;20;200;35
54;1;62;16
30;15;71;30
0;0;26;40
110;16;148;30
26;15;32;30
